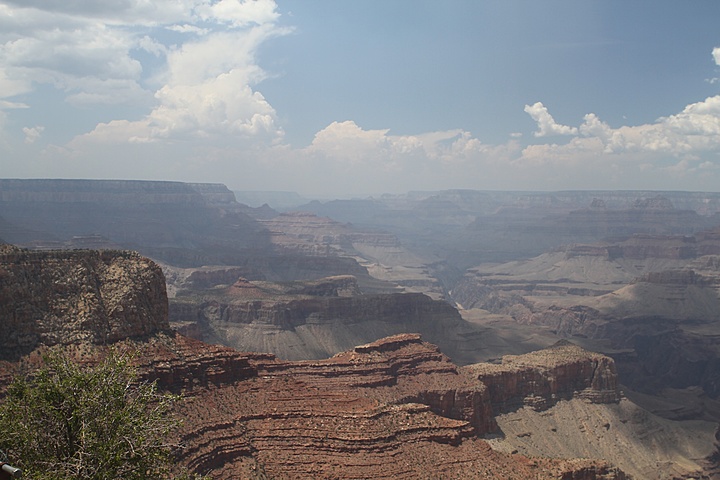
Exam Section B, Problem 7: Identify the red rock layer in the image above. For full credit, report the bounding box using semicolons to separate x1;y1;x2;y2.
141;334;627;479
463;342;621;414
0;247;628;478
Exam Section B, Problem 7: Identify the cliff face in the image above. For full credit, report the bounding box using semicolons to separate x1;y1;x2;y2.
255;210;445;297
0;180;399;293
161;334;626;479
454;226;720;401
450;231;720;311
0;179;272;266
169;283;493;364
182;292;457;328
0;246;168;357
0;245;629;479
464;343;621;414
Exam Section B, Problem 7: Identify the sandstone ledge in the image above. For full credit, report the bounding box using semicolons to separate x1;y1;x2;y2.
0;245;628;478
166;335;626;479
463;342;621;414
0;247;168;357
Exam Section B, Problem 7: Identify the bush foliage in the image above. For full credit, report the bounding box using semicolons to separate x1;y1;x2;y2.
0;350;183;479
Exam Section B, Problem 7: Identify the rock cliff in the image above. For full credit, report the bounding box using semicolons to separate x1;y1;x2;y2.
160;334;627;479
0;245;631;479
168;274;496;364
255;211;445;297
464;342;621;414
454;227;720;405
0;245;168;357
0;179;272;267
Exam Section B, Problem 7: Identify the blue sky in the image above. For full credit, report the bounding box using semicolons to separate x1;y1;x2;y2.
2;0;720;197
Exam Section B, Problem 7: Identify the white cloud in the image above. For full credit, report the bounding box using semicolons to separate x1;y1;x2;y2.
0;7;147;105
0;0;287;111
713;46;720;66
522;92;720;161
0;100;28;109
195;0;279;27
70;24;287;147
166;24;210;36
524;102;579;137
0;0;289;151
22;125;44;144
307;121;394;164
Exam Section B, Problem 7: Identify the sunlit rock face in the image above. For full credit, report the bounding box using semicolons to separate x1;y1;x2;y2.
157;334;628;479
0;246;168;357
464;342;621;414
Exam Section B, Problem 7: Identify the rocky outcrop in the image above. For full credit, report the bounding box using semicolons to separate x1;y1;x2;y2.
183;292;456;329
259;211;403;256
562;234;700;260
180;267;261;290
0;246;168;358
464;343;621;414
169;285;491;363
164;334;627;479
636;268;719;285
125;333;268;393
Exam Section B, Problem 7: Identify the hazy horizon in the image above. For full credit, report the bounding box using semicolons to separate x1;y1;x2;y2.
2;1;720;197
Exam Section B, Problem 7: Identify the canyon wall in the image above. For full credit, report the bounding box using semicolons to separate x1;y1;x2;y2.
0;245;629;479
464;342;621;414
0;245;168;357
163;333;626;479
0;179;272;266
169;287;494;364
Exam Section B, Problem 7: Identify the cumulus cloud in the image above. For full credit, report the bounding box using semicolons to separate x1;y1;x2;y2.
510;90;720;192
524;102;579;137
195;0;280;27
522;90;720;159
306;121;489;169
0;0;293;153
22;125;44;144
275;121;526;194
0;5;149;104
1;0;287;144
71;24;287;148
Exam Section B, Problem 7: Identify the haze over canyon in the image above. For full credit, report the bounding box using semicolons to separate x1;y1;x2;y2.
2;179;720;478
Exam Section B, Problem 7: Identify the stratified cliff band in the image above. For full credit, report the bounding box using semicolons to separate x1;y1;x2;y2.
0;246;630;479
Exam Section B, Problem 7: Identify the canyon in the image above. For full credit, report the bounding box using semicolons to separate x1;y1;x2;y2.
0;246;684;478
4;179;720;477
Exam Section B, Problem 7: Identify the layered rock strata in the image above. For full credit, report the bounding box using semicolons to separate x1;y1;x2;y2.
464;342;621;414
168;276;488;364
0;245;168;357
157;334;626;479
0;245;630;478
255;211;445;296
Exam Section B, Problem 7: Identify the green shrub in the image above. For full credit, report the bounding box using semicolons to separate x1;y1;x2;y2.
0;349;186;479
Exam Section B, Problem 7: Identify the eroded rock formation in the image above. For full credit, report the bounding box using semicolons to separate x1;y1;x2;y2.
131;333;627;479
168;273;495;364
0;245;168;357
464;342;621;414
0;245;631;479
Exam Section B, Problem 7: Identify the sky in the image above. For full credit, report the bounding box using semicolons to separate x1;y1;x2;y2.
2;0;720;197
